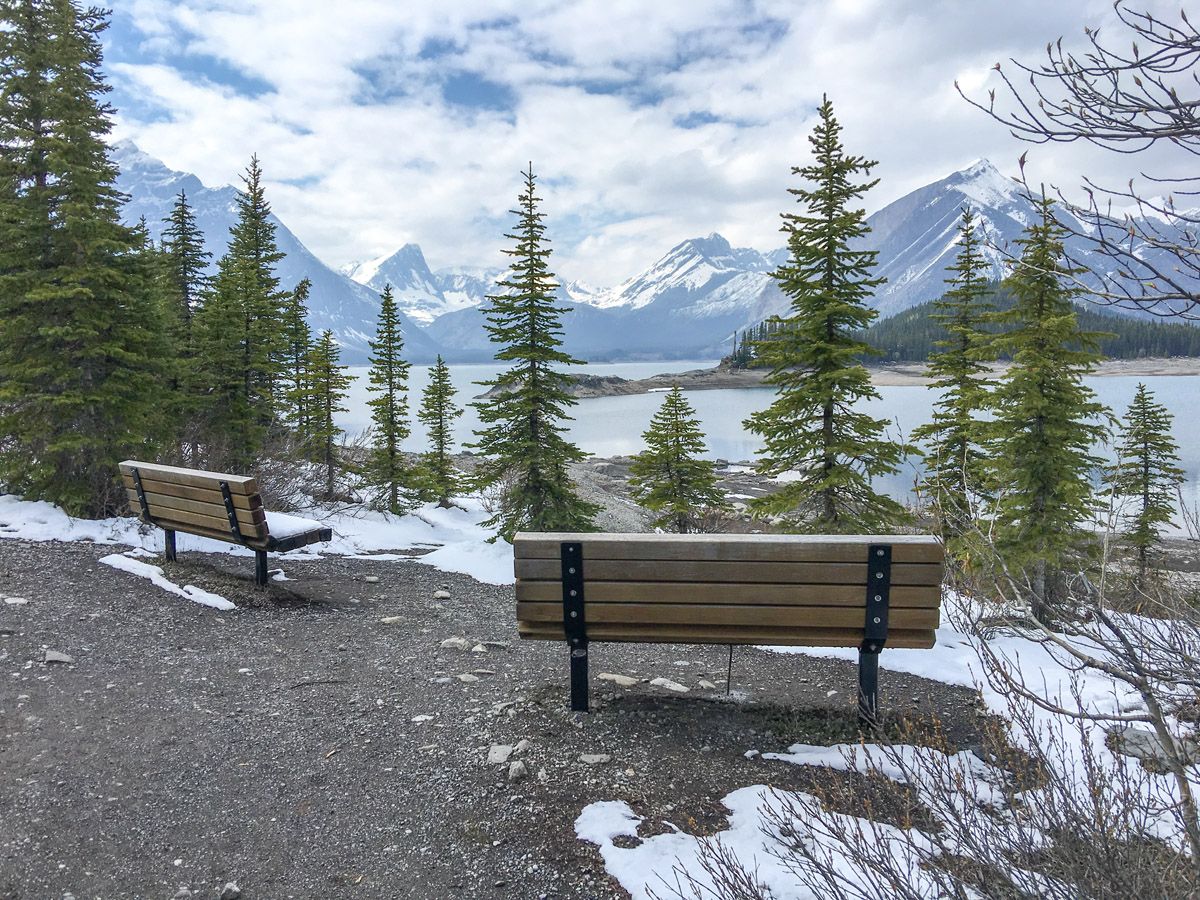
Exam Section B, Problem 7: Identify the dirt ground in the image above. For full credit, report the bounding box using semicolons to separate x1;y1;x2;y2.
0;538;985;900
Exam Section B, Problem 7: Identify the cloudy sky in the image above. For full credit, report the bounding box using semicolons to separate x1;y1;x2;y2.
104;0;1181;285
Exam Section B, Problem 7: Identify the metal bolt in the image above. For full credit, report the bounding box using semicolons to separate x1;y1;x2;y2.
568;567;576;574
570;590;577;597
873;616;881;624
875;572;883;579
876;549;884;556
874;594;882;602
570;611;577;618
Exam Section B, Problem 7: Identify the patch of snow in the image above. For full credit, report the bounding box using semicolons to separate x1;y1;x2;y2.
99;553;234;611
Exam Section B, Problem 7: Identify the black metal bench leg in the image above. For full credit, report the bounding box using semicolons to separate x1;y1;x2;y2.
570;644;589;712
858;650;880;727
255;550;269;587
164;529;176;563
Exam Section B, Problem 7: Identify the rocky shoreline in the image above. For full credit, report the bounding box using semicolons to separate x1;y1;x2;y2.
502;356;1200;400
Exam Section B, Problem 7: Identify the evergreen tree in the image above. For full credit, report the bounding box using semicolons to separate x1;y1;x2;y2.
1106;383;1184;588
160;189;210;335
629;386;728;533
279;277;313;441
306;330;351;499
988;196;1109;622
0;0;166;516
470;164;599;540
191;155;286;471
416;355;462;508
363;284;412;513
912;207;995;554
744;97;907;532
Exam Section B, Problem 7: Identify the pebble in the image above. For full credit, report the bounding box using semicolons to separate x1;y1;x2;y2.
220;883;242;900
439;637;473;651
471;643;487;653
488;744;514;765
597;673;639;688
537;767;549;783
44;650;74;665
171;889;192;900
579;753;611;765
650;677;689;693
364;576;380;584
744;749;760;759
3;597;28;605
507;760;528;782
457;674;479;683
411;714;435;723
698;679;717;690
380;616;404;625
514;739;531;754
433;589;451;600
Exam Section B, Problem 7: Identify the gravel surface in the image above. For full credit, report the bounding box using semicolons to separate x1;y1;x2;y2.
0;538;984;900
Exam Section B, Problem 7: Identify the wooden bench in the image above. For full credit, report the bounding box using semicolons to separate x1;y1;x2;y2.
119;460;332;586
514;532;944;724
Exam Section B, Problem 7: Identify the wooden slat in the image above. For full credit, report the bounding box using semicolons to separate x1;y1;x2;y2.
517;601;938;630
135;505;268;541
121;474;262;511
515;581;941;608
124;488;265;529
119;460;257;495
517;622;937;649
145;521;270;550
514;532;943;564
515;557;943;586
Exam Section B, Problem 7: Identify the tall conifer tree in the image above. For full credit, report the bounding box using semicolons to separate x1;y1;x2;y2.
912;207;995;554
306;330;351;499
988;197;1108;622
279;277;313;441
744;97;906;532
471;164;599;541
192;155;286;471
1106;383;1184;588
0;0;165;516
416;355;461;508
364;284;412;513
629;386;728;533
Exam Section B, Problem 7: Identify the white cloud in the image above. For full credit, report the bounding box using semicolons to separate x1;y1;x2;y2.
108;0;1194;285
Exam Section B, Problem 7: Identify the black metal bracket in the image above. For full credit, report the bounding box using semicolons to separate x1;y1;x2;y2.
130;468;154;523
862;544;892;653
561;542;589;712
219;481;244;543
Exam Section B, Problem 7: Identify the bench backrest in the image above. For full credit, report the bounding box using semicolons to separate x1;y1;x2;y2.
119;460;270;547
513;532;944;649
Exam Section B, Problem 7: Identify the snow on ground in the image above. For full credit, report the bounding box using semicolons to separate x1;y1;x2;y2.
577;603;1197;898
99;553;234;611
0;493;518;607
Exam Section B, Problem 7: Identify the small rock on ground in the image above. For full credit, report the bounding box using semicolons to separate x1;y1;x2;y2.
43;649;74;665
487;744;513;765
598;673;639;688
650;676;689;693
580;753;611;765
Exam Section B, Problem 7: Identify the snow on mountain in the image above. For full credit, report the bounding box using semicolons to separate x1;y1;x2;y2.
111;140;440;363
344;243;469;325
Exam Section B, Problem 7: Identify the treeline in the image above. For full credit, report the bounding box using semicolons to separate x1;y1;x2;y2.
862;284;1200;361
729;284;1200;368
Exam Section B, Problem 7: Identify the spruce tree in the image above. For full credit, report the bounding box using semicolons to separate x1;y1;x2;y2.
416;355;462;508
364;284;412;513
629;385;728;533
988;196;1109;622
744;97;907;532
1106;383;1184;588
470;164;599;540
912;207;995;554
0;0;166;516
279;277;313;442
191;155;286;471
306;330;351;499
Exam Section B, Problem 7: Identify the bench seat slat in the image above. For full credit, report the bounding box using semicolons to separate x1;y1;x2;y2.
119;460;258;495
123;488;266;529
517;621;937;649
120;474;262;511
517;601;938;630
515;558;943;586
515;580;941;607
514;533;942;564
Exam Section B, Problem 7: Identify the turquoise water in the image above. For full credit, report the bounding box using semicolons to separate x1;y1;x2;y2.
337;361;1200;515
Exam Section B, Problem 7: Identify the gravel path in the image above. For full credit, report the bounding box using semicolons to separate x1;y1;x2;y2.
0;538;983;900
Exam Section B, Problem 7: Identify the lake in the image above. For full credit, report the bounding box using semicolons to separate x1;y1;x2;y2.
337;360;1200;517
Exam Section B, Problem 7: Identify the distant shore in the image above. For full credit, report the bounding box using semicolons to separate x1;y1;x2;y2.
536;357;1200;398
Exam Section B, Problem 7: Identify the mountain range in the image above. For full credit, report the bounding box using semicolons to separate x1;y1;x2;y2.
114;143;1183;364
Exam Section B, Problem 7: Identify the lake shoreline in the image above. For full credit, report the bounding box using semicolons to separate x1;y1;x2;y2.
549;356;1200;397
